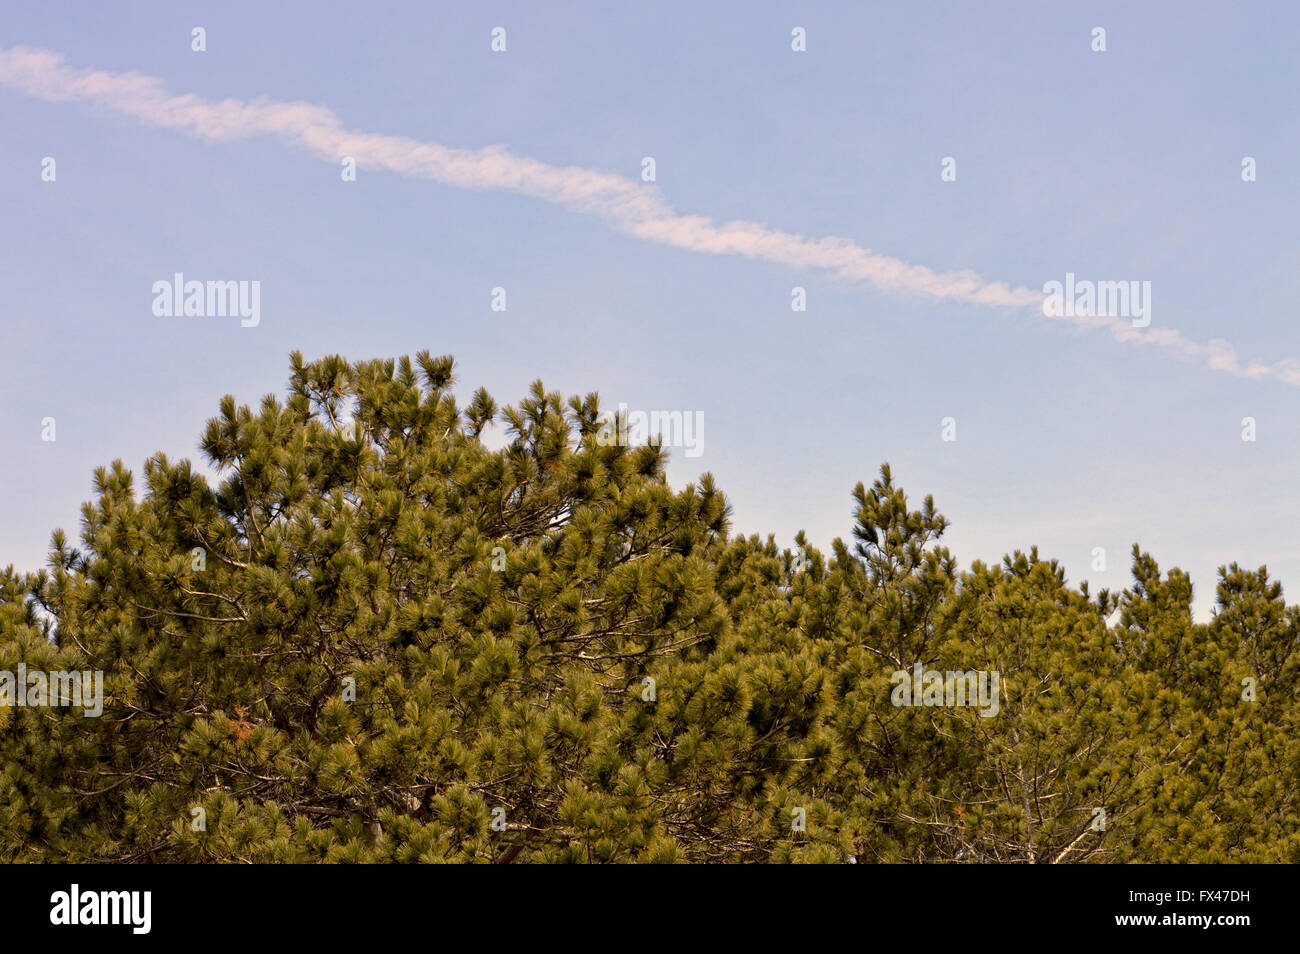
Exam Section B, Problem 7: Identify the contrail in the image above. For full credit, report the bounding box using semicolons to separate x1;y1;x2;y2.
3;46;1295;386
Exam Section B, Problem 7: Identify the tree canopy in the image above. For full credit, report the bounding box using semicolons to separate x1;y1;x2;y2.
3;351;1297;863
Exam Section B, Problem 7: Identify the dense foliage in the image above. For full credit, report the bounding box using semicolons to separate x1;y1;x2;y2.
3;352;1297;863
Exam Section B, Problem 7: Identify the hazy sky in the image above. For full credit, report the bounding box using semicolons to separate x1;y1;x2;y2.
3;2;1298;620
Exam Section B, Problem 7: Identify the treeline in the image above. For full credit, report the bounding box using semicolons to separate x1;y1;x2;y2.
2;351;1297;863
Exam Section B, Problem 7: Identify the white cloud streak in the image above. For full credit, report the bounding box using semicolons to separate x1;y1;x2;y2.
3;46;1296;386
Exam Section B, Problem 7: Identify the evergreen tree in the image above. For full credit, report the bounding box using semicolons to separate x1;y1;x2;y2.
2;351;1298;862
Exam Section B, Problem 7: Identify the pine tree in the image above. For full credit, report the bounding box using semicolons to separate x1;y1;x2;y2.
3;351;1299;862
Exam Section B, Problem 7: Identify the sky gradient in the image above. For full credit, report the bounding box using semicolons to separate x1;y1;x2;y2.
3;1;1299;620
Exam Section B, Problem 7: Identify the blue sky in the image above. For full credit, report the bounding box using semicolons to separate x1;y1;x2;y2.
3;2;1298;620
